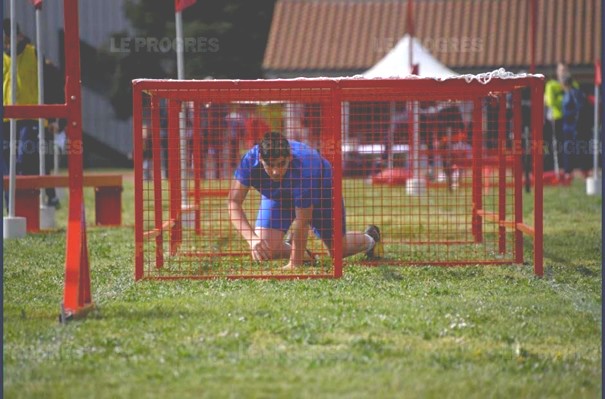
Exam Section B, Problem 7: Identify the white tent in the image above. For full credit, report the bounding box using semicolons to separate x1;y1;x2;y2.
364;34;458;78
361;35;458;194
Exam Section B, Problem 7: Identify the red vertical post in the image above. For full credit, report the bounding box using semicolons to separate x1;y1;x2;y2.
329;87;343;278
512;89;524;264
320;94;338;276
471;97;483;243
207;103;215;179
498;95;507;254
192;102;202;235
62;0;92;315
151;96;164;270
168;99;183;255
133;84;145;279
529;0;538;74
531;81;544;276
319;103;329;160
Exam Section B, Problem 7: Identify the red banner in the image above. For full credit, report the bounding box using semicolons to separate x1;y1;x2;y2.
29;0;43;9
175;0;197;12
595;60;602;86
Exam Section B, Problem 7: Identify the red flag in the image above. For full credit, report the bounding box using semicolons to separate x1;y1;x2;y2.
595;59;602;86
29;0;43;9
175;0;197;12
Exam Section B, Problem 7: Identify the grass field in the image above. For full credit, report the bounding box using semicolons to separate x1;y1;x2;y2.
3;170;602;398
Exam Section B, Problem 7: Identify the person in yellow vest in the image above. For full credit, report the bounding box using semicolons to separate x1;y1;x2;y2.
544;62;580;173
3;19;40;177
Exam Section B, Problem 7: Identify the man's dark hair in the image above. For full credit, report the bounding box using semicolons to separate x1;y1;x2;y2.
3;18;20;37
259;131;291;162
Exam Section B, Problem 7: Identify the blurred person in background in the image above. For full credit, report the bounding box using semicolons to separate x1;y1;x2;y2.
544;62;579;174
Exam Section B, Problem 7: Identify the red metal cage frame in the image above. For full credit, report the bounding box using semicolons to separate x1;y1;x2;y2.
133;76;544;279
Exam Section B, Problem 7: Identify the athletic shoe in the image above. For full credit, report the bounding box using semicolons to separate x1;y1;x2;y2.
364;224;383;259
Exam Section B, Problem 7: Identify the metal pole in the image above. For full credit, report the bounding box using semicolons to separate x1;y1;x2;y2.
405;99;426;195
594;84;600;179
529;0;537;73
412;101;419;178
407;0;414;74
36;7;46;206
388;102;395;169
175;11;185;80
175;10;188;209
54;141;60;174
531;81;544;276
8;0;18;218
342;102;349;148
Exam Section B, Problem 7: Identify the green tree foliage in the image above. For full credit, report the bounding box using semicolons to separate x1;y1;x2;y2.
110;0;276;119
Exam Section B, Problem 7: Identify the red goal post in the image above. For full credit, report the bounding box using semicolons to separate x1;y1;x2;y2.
132;73;544;280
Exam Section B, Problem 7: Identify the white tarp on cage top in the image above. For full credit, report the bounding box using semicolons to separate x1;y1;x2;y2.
364;34;458;78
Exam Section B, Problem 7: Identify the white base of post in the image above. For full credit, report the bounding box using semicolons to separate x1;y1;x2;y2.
4;216;27;239
40;206;57;229
181;208;196;229
586;177;602;196
406;178;427;196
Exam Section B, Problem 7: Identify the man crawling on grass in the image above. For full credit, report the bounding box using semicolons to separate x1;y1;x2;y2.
228;131;383;270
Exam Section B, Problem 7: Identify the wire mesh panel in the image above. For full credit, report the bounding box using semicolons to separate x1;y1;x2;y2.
342;89;511;265
134;81;342;279
133;74;544;280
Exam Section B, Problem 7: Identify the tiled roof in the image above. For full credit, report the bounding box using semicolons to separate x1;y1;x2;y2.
263;0;601;74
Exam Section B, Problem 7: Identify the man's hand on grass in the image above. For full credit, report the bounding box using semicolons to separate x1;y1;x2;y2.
249;235;270;261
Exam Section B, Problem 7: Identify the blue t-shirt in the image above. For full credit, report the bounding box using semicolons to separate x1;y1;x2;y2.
234;140;330;209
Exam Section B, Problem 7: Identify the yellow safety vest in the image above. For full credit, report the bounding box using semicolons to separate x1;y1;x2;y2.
3;43;39;121
544;78;580;121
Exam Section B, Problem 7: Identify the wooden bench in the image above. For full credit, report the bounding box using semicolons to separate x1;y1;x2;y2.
3;174;123;232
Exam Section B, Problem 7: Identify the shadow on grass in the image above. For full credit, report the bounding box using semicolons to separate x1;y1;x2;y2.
87;306;204;321
542;230;600;270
